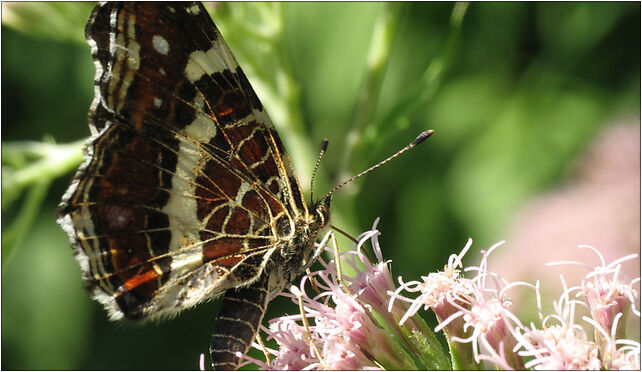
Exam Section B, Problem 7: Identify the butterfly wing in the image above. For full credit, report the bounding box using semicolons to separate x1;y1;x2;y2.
58;2;308;321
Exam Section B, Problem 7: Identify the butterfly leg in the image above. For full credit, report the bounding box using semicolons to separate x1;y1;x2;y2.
210;274;270;370
301;230;334;272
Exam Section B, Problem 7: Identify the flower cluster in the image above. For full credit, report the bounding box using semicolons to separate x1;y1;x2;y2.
239;220;639;370
239;220;449;370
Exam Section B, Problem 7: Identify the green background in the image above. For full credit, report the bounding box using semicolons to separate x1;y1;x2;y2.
2;2;639;369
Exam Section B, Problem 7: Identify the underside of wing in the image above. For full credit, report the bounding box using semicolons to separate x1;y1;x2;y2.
58;2;307;320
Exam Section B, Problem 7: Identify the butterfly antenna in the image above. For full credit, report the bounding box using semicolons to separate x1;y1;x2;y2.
321;130;434;201
310;139;329;205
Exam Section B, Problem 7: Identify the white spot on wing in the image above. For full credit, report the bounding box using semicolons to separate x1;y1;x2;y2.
184;46;236;83
185;113;216;140
154;97;163;108
152;35;170;55
186;4;201;15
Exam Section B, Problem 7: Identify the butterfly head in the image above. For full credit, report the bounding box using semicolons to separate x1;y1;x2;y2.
313;195;331;229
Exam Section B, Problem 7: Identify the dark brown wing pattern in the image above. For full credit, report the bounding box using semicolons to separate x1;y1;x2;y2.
57;0;314;335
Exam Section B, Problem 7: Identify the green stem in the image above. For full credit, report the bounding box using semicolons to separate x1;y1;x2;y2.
338;2;403;181
377;2;469;138
2;140;84;209
382;297;451;369
402;311;452;370
2;140;84;271
446;333;480;370
368;306;421;369
273;5;306;136
433;301;480;370
2;179;50;271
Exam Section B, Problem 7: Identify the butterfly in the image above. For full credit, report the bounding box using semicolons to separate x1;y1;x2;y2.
57;2;333;369
58;2;431;369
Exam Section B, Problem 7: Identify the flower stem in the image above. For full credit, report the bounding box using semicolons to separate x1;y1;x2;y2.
2;139;84;271
402;312;452;370
2;179;50;270
367;308;419;369
338;2;402;180
376;2;468;137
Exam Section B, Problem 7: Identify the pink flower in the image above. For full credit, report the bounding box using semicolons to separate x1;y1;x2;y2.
510;244;641;370
389;238;473;327
260;317;319;370
545;245;640;369
513;281;603;369
440;242;529;370
243;219;439;370
390;240;532;369
343;223;397;318
238;220;640;370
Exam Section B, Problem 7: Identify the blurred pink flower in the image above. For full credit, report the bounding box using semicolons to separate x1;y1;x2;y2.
496;121;640;336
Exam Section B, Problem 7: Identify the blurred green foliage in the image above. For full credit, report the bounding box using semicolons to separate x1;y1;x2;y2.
2;2;639;370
